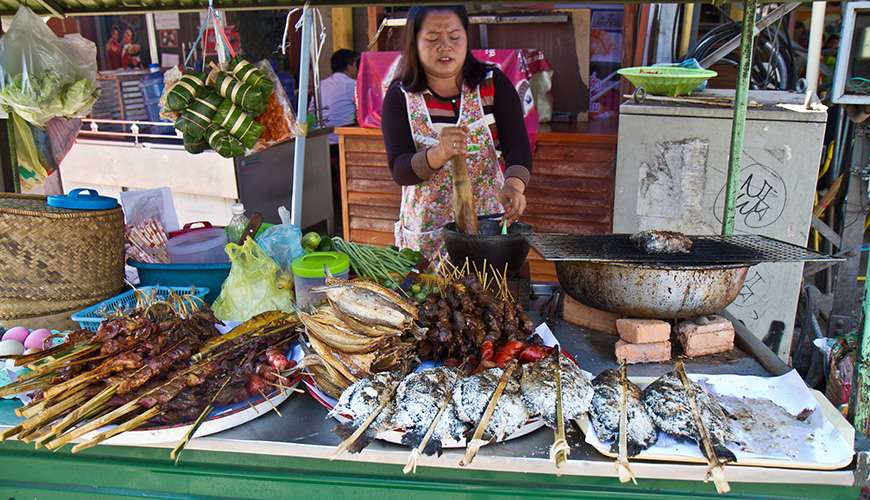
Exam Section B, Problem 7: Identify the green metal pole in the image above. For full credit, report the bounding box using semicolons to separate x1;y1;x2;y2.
854;248;870;433
721;0;758;235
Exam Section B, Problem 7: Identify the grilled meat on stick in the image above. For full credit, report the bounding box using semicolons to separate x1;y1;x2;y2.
644;361;735;494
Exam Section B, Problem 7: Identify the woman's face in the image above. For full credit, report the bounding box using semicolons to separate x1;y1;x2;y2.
416;11;467;81
111;28;120;41
123;29;133;44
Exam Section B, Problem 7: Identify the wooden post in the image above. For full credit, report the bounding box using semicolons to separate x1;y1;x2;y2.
367;7;381;50
621;4;638;97
332;7;354;51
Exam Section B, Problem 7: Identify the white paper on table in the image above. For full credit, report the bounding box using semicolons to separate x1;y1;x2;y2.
120;187;180;232
583;369;854;469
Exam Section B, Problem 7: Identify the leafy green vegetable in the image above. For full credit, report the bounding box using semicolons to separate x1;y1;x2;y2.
0;72;98;127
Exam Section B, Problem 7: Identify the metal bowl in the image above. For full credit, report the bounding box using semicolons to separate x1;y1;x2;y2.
555;260;749;318
443;219;532;276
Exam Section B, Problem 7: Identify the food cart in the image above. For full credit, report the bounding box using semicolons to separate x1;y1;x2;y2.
0;0;864;498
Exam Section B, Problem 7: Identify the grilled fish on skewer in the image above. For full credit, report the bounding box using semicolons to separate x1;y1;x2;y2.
630;230;693;254
458;362;526;466
520;351;593;427
330;371;401;455
454;366;529;443
402;368;463;474
392;368;458;444
590;368;658;456
644;362;735;493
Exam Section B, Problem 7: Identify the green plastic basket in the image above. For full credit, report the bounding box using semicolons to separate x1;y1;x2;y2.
617;66;718;97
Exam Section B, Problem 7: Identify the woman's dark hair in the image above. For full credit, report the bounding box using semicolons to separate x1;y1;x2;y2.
397;5;488;93
111;24;120;34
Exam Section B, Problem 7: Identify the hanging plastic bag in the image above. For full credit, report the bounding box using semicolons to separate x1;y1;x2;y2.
256;206;304;272
213;238;295;322
0;6;99;127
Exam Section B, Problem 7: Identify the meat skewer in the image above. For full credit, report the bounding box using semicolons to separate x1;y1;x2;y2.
460;360;519;466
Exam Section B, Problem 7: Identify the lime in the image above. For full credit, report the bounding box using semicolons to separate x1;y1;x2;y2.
301;232;322;252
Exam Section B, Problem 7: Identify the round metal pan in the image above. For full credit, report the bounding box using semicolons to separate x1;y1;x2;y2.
555;260;749;318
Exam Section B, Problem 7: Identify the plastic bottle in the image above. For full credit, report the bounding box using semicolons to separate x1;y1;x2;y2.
225;203;250;244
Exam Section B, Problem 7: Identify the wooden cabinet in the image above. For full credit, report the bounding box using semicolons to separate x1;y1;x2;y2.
337;122;617;282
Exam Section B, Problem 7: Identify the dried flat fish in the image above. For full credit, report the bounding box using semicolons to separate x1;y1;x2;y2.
313;278;418;333
520;353;593;428
590;368;658;456
644;363;735;493
630;230;693;254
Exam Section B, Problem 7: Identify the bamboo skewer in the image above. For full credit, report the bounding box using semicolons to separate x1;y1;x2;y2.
460;360;519;466
46;398;142;450
550;349;570;474
171;375;234;462
675;361;730;494
258;389;283;417
0;425;24;441
51;384;118;435
330;384;398;461
616;362;637;484
403;369;463;475
21;391;89;433
72;407;161;454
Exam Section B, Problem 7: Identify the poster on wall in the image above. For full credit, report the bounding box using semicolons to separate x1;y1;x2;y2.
98;15;152;70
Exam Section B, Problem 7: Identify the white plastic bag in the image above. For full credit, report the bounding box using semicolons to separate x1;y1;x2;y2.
0;6;99;127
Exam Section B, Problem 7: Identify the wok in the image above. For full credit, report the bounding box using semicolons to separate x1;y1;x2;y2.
556;260;749;318
443;217;531;276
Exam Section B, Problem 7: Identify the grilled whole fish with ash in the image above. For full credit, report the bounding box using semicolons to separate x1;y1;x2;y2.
453;367;529;441
590;369;658;456
643;371;736;462
331;371;401;453
390;368;458;444
630;230;693;255
520;354;593;427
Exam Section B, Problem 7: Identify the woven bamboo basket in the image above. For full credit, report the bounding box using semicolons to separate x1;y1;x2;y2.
0;193;125;319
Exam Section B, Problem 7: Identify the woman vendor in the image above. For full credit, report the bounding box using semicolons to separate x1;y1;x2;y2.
382;5;533;258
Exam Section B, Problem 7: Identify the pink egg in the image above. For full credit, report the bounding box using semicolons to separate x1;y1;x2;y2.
24;329;51;351
2;326;29;343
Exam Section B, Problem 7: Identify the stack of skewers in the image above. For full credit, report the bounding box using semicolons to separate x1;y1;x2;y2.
0;295;301;459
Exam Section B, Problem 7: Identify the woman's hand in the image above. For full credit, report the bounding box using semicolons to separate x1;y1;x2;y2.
427;126;468;169
500;177;527;222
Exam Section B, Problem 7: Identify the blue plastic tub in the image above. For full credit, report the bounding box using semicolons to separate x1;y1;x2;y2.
71;286;209;332
129;261;230;304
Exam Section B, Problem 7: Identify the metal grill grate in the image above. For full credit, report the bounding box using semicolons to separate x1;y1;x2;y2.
528;233;839;265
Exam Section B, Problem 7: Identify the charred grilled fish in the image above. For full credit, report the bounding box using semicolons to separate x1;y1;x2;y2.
630;230;693;255
330;371;400;454
453;367;529;442
391;368;458;446
590;368;658;456
520;353;593;427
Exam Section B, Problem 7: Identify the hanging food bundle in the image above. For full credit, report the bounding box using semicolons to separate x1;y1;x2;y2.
213;72;265;116
174;89;223;141
166;57;279;159
165;71;206;112
227;56;274;96
213;99;265;150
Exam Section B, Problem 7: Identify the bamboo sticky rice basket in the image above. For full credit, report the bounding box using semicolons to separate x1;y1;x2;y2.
0;193;125;318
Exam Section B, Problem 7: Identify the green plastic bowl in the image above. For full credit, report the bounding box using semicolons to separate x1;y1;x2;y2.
617;66;718;97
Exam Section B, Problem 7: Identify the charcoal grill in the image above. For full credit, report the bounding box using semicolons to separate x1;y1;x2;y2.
528;233;839;318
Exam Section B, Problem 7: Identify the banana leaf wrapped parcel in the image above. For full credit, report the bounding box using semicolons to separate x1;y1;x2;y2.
174;89;223;140
183;131;208;154
227;57;274;96
213;99;264;149
206;125;245;158
166;71;206;112
214;72;265;115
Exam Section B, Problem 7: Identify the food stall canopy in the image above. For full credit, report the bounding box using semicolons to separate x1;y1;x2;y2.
0;0;797;17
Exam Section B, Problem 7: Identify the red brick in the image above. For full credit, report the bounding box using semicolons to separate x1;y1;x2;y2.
616;319;671;344
563;296;621;335
615;339;671;364
679;329;735;358
675;315;733;338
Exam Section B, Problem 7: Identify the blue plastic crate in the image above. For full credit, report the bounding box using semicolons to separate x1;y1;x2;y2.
71;286;210;332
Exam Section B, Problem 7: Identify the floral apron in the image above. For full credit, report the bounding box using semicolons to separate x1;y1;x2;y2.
394;79;505;260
